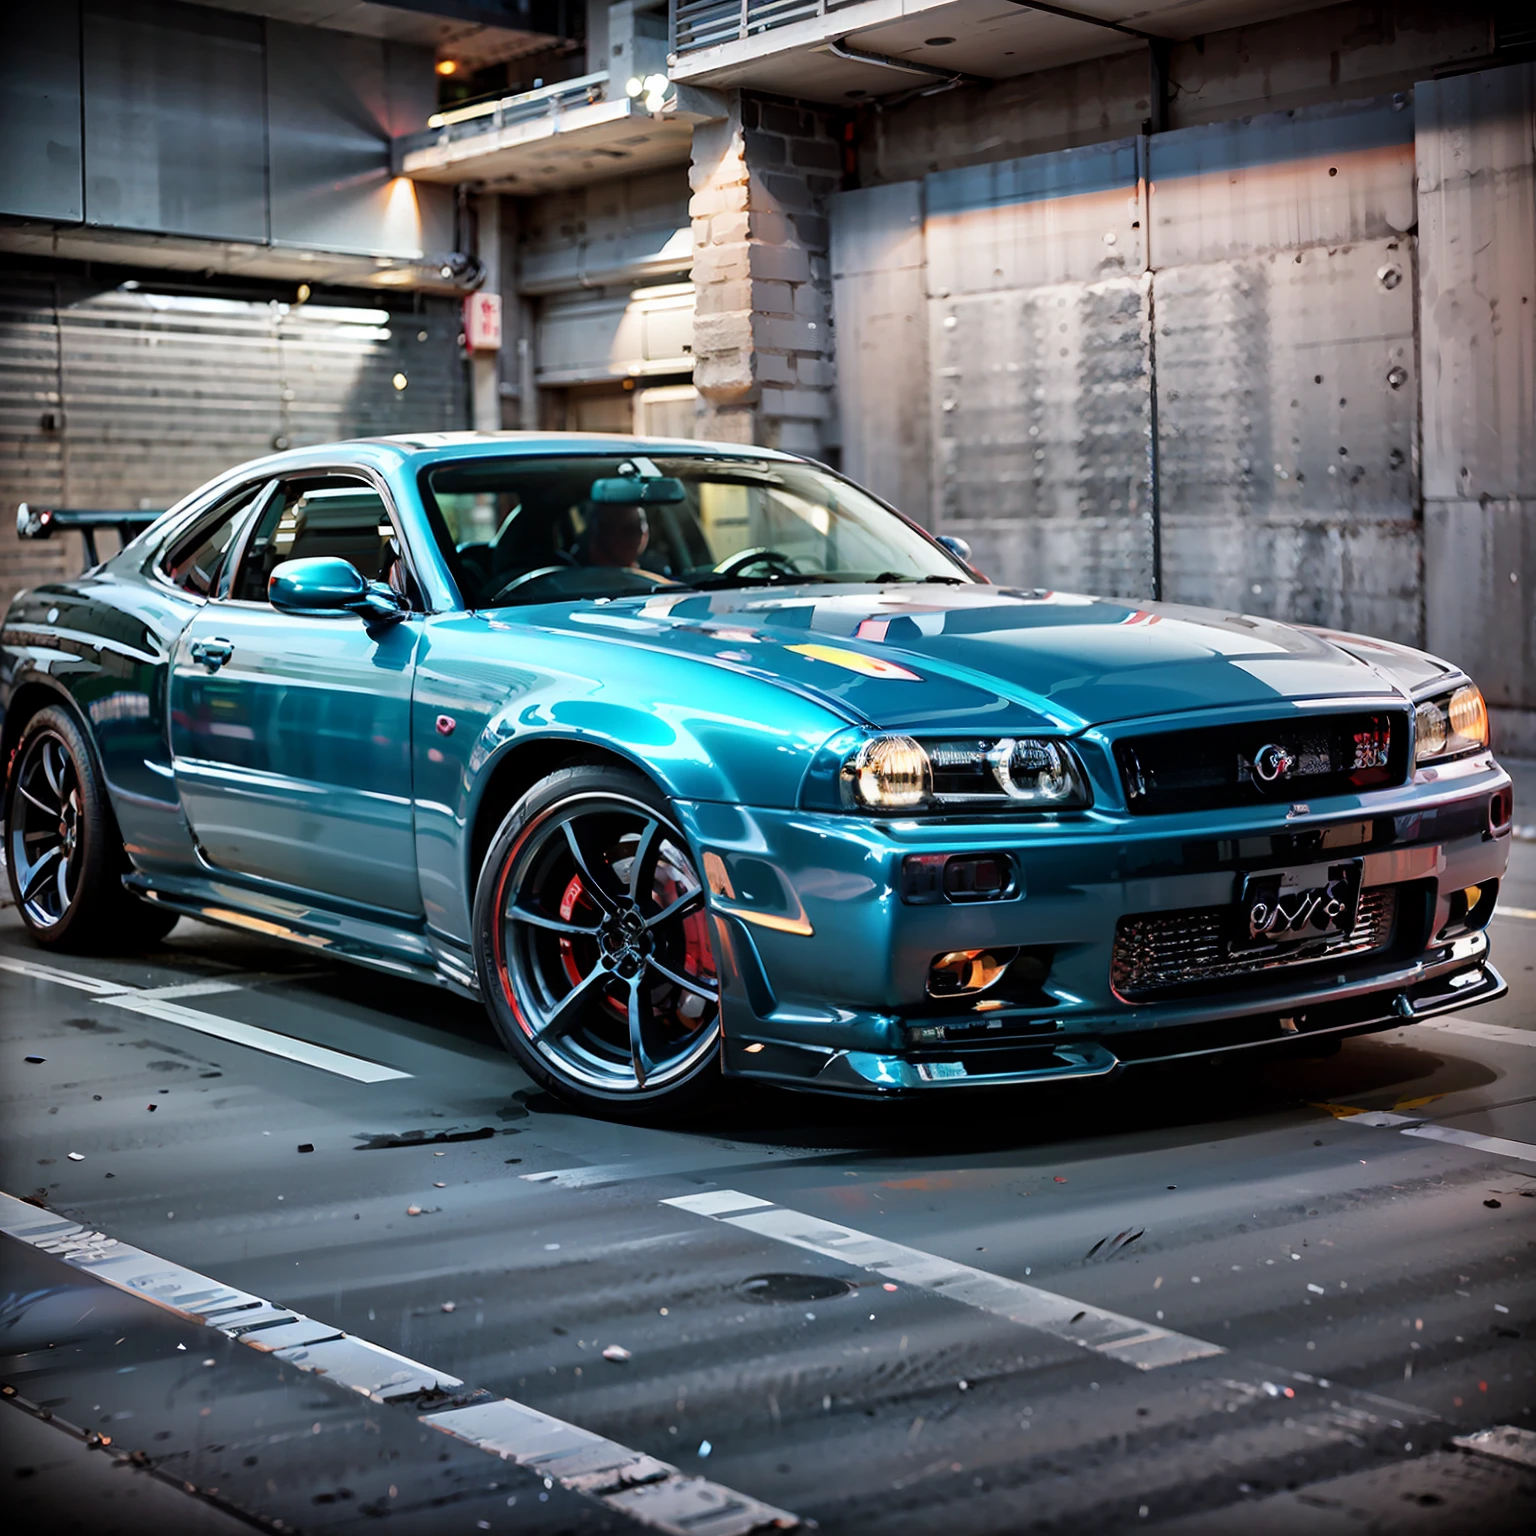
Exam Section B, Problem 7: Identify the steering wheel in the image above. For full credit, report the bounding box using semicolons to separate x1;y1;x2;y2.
713;547;802;580
481;565;569;606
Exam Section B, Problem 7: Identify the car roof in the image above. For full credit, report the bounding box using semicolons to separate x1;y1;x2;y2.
201;431;810;487
351;430;805;462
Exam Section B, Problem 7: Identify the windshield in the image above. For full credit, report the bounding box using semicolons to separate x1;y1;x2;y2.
418;453;970;609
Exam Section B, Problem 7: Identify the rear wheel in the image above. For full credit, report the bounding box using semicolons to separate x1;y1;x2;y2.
4;705;179;952
473;765;721;1118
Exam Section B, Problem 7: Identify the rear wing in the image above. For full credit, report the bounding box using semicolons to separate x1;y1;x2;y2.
16;503;165;570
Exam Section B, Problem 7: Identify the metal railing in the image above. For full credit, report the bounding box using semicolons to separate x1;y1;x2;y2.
670;0;869;56
398;72;611;159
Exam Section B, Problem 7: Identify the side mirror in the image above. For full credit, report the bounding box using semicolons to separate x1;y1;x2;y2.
269;557;407;625
937;534;973;565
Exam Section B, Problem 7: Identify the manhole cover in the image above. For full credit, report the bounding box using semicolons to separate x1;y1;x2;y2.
737;1273;854;1304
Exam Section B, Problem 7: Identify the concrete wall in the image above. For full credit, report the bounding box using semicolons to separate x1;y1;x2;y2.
0;0;452;262
1418;62;1536;754
824;3;1534;741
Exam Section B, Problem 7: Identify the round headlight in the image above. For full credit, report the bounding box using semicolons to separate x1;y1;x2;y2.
1415;699;1448;760
849;735;931;809
987;738;1078;802
1448;684;1488;747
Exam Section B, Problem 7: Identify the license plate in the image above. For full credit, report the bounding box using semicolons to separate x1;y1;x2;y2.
1232;860;1362;951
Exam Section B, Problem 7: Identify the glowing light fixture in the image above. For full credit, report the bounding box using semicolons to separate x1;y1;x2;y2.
435;58;458;76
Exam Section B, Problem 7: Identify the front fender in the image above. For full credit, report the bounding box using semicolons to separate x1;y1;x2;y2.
411;614;851;942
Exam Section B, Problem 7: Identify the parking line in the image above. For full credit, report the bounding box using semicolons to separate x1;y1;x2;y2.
661;1189;1225;1371
1346;1110;1536;1165
0;954;408;1083
1492;906;1536;921
0;1191;799;1536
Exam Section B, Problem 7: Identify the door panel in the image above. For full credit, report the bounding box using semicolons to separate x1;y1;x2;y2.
169;605;421;915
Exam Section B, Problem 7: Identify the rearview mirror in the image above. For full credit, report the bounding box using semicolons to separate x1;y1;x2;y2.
590;475;687;505
269;557;407;625
937;534;973;565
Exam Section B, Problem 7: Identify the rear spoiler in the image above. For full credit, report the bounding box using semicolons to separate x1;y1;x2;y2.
16;503;165;569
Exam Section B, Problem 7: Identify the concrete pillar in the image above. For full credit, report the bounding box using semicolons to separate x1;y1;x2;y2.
471;192;501;433
1417;62;1536;756
688;93;840;453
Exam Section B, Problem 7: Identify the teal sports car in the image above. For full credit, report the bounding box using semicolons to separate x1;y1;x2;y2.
2;433;1513;1115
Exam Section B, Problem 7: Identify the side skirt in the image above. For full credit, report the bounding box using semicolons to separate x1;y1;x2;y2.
123;871;480;1000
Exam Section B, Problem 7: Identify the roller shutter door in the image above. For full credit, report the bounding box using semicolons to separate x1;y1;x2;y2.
0;268;466;603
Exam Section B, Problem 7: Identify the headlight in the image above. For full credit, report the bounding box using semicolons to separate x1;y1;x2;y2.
1415;683;1489;765
846;735;931;809
838;734;1090;812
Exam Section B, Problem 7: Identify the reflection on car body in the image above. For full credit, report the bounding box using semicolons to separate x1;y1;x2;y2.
1;432;1513;1117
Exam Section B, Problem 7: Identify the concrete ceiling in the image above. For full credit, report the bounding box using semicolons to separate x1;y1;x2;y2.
180;0;567;69
671;0;1344;103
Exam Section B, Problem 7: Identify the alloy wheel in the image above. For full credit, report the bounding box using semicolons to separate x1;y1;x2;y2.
8;730;84;929
493;793;720;1095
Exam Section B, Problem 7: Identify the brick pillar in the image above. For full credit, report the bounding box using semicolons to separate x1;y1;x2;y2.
688;93;840;454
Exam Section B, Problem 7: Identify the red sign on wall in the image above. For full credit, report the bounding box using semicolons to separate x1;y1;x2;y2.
462;291;503;353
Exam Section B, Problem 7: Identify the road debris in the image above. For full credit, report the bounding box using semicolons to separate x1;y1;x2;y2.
441;1302;456;1313
297;1144;314;1154
406;1205;423;1216
25;1056;44;1064
67;1152;84;1161
602;1344;632;1362
1484;1198;1501;1208
698;1440;712;1457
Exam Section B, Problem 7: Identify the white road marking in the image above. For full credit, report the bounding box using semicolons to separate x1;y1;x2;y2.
1346;1111;1536;1165
0;1191;799;1536
1454;1425;1536;1470
132;978;244;1001
0;954;132;994
1492;905;1536;921
662;1189;1224;1370
0;952;408;1082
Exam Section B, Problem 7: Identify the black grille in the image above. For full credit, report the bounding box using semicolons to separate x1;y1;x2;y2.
1115;709;1409;815
1111;886;1398;1000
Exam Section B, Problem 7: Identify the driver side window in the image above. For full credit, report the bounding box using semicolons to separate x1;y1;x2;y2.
231;476;416;607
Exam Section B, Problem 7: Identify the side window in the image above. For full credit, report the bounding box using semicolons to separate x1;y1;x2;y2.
231;477;415;607
158;484;265;597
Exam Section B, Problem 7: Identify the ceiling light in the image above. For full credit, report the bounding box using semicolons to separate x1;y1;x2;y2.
435;59;458;76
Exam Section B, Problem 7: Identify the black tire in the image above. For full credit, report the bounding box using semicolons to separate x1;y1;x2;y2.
472;764;722;1120
4;705;179;953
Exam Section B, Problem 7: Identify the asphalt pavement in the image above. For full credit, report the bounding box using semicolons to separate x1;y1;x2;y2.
3;766;1534;1535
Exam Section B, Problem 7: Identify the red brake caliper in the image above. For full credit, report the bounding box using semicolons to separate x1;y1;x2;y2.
557;874;588;988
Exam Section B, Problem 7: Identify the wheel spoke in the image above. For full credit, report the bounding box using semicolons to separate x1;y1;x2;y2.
41;741;66;800
531;964;612;1042
627;980;654;1089
20;845;62;904
506;901;601;937
645;886;705;929
647;954;719;1000
561;819;620;916
18;784;59;818
628;818;663;901
54;854;71;912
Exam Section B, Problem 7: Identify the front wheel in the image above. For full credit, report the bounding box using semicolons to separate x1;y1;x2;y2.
472;765;722;1118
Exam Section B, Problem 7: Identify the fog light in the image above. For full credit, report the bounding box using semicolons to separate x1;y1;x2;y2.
927;948;1016;997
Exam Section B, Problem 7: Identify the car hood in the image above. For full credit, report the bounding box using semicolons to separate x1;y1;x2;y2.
516;584;1410;733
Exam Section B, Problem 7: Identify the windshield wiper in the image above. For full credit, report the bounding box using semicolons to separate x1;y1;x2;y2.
871;571;968;585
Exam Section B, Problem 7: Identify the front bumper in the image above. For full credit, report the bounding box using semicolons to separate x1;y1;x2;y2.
678;752;1513;1094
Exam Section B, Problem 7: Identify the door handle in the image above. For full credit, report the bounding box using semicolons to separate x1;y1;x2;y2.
189;638;234;671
